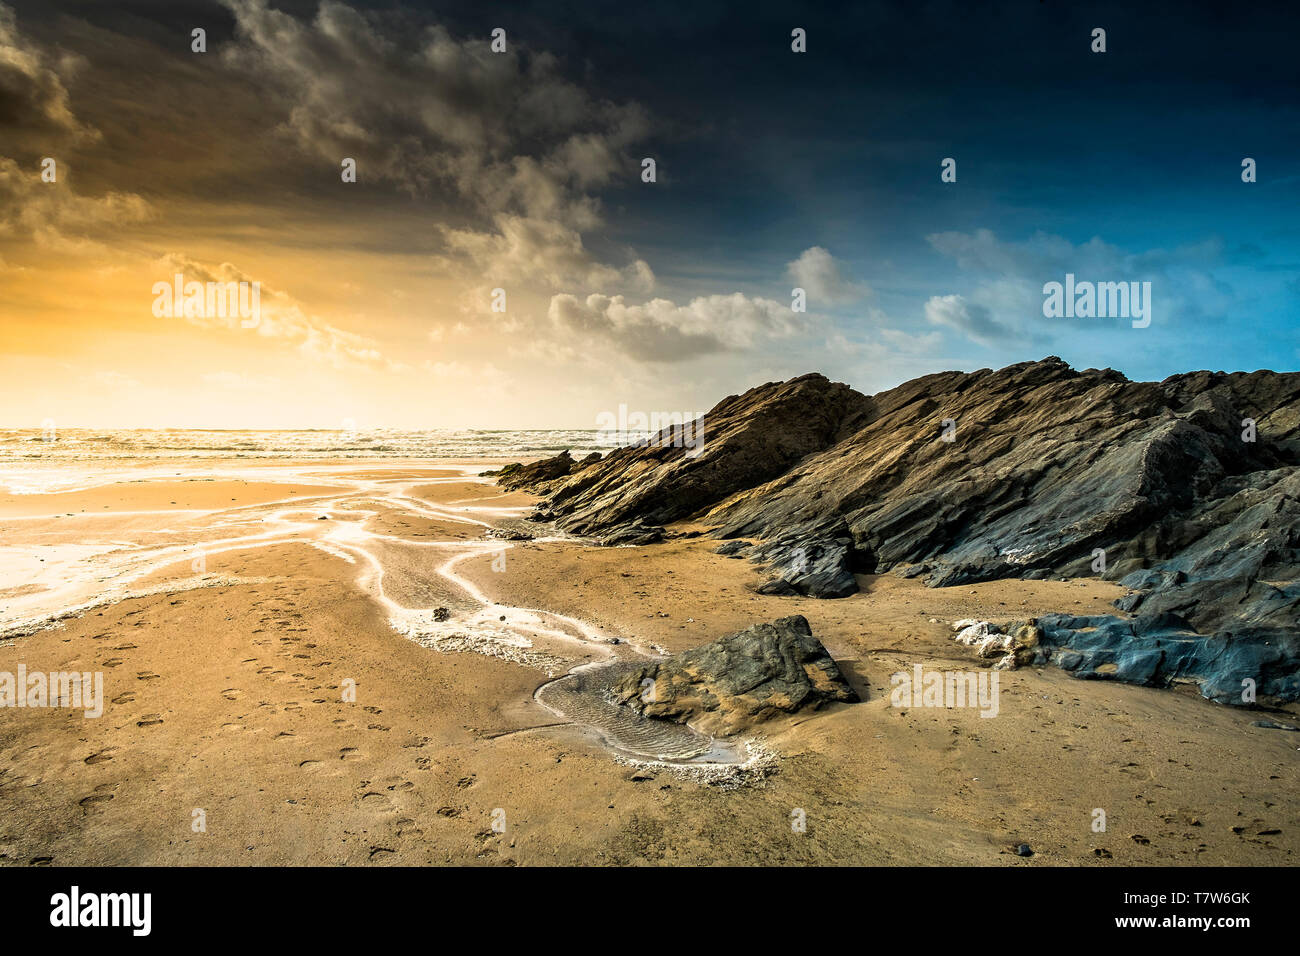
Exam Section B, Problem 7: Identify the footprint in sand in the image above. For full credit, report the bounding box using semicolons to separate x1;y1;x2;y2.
298;759;321;771
395;819;424;838
112;692;136;705
221;689;244;700
360;791;392;809
339;747;363;760
136;714;164;727
136;671;161;681
101;658;123;668
368;846;396;861
79;793;114;814
84;748;118;765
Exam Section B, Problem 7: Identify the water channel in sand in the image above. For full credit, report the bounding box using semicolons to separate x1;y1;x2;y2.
0;462;744;766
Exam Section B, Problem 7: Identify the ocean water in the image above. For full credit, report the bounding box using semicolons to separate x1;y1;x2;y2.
0;427;638;495
0;427;626;463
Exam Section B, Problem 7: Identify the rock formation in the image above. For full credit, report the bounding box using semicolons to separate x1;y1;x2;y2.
611;615;858;736
513;372;871;535
482;450;601;492
497;357;1300;703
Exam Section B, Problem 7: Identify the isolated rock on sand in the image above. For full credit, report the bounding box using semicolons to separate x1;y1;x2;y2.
612;615;858;736
950;619;1041;670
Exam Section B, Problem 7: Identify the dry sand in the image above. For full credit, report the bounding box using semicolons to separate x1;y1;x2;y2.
0;461;1295;866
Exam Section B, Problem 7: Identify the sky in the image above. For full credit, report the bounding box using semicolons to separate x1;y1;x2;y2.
1;0;1297;429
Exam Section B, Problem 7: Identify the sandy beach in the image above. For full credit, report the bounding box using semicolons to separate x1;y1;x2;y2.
0;458;1294;866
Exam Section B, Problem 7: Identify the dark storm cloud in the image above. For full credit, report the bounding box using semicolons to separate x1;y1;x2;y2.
0;4;97;150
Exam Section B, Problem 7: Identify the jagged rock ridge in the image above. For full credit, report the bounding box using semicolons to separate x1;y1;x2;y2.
495;358;1300;703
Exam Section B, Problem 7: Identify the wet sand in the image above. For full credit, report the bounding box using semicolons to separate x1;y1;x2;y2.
0;460;1296;865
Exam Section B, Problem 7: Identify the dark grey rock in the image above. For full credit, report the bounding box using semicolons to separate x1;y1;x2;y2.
894;563;932;579
1034;610;1300;704
1251;719;1299;731
595;523;665;547
714;539;752;557
500;373;872;534
1113;591;1145;613
1120;569;1167;591
482;449;602;493
611;615;858;736
749;538;858;598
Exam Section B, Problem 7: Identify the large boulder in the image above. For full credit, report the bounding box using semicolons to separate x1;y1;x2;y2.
612;615;858;736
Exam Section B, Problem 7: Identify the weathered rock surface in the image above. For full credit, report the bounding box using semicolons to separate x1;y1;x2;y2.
595;522;665;547
482;450;601;492
713;539;752;557
612;615;858;735
708;358;1300;593
950;619;1042;670
749;537;858;598
485;527;533;541
498;357;1300;702
501;373;872;536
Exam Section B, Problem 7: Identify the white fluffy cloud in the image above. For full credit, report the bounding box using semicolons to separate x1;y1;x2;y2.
786;246;868;306
547;292;804;362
